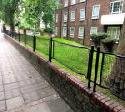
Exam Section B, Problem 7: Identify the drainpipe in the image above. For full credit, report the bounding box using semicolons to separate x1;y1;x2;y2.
66;0;70;38
59;9;62;37
83;0;88;45
59;0;63;38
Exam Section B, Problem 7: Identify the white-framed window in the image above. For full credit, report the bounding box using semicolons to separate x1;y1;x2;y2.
78;27;84;38
92;5;100;19
70;11;75;21
110;1;123;14
70;27;75;37
64;12;68;22
80;9;85;21
79;0;86;2
107;26;120;41
90;27;98;34
56;14;58;23
71;0;76;5
64;0;68;7
55;27;58;35
62;27;67;37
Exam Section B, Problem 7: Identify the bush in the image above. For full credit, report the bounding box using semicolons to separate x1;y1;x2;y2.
101;38;116;52
44;28;54;34
90;32;108;47
101;38;116;44
90;33;108;40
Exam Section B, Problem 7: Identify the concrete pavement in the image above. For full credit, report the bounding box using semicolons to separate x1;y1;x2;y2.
0;35;73;112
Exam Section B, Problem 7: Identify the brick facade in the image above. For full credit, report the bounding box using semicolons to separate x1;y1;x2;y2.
55;0;125;46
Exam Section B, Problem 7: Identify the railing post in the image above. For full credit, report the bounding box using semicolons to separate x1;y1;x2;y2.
33;35;36;52
87;46;94;89
49;37;53;62
52;40;55;59
18;32;20;42
93;47;100;92
24;35;26;46
99;53;105;85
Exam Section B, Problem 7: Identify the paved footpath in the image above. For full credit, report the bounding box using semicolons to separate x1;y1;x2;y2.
0;36;73;112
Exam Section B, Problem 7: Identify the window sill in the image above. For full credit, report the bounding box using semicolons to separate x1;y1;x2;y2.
78;36;84;39
79;19;85;21
70;20;75;22
70;35;74;37
110;12;122;14
91;17;99;20
64;5;68;7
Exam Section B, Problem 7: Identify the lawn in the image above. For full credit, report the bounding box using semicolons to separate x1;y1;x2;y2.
18;34;115;87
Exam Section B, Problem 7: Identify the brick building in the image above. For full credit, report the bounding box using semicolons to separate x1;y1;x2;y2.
55;0;125;46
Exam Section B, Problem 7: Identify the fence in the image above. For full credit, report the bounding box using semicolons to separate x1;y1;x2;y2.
49;39;116;92
4;30;123;93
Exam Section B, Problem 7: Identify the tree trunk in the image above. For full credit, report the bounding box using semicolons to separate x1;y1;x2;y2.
109;21;125;99
9;16;15;37
45;23;47;29
23;29;26;35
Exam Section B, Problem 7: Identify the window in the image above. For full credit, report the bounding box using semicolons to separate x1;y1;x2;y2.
71;0;76;5
70;27;75;37
70;11;75;21
56;14;58;23
78;27;84;38
63;27;67;37
64;12;68;22
55;27;58;35
79;0;86;2
92;5;100;19
90;27;98;34
110;1;123;14
64;0;68;7
80;9;85;21
107;27;120;41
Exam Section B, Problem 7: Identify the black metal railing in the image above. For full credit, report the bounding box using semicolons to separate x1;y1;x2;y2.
4;30;123;93
48;37;117;92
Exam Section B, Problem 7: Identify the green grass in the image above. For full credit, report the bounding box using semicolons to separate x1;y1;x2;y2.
54;41;89;75
18;35;115;84
36;37;49;57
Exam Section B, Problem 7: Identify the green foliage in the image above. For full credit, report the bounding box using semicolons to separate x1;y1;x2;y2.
101;38;116;44
90;32;108;41
17;0;59;30
44;28;54;34
0;0;20;31
0;0;59;31
90;32;108;47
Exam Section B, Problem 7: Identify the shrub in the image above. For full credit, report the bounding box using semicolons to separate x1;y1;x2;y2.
90;32;108;47
101;38;116;44
90;33;108;40
44;28;54;34
101;38;116;52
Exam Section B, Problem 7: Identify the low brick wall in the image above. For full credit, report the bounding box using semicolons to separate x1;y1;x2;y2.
5;35;125;112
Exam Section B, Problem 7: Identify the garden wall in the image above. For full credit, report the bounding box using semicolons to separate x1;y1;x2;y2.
5;34;125;112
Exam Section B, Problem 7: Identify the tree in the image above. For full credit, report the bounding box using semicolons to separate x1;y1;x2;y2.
0;0;59;32
17;0;59;31
109;21;125;99
0;0;20;32
42;0;59;29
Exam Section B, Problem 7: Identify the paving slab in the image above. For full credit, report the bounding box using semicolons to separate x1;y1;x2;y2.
0;36;73;112
6;97;24;110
